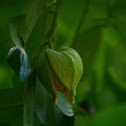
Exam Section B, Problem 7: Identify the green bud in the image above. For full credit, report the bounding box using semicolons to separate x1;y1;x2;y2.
38;47;83;104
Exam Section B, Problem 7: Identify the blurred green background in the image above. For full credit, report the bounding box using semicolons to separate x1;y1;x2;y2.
0;0;126;125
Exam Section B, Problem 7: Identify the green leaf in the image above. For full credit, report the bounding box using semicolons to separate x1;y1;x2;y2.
7;47;20;75
0;107;23;124
0;88;23;123
46;47;83;103
75;104;126;126
74;26;101;79
107;45;126;90
101;25;121;46
89;104;126;126
0;88;23;111
23;70;37;126
75;115;88;126
38;49;58;104
34;80;74;126
93;40;107;92
7;47;32;81
11;116;23;126
10;0;46;50
38;49;74;116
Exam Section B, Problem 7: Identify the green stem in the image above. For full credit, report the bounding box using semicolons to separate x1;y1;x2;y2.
48;2;56;8
47;0;63;49
48;37;54;49
31;42;48;69
23;70;37;126
71;0;90;48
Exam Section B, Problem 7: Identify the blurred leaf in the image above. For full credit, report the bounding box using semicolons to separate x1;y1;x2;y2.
96;88;117;109
11;116;23;126
93;40;107;92
0;65;12;89
74;26;102;79
0;88;23;123
10;0;46;49
89;104;126;126
101;25;121;46
25;12;54;59
34;80;74;126
0;88;23;110
107;45;126;90
75;104;126;126
23;70;37;126
113;7;126;55
75;115;88;126
108;67;126;90
0;107;23;124
55;0;108;49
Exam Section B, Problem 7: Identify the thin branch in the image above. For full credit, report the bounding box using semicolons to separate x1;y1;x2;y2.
42;2;56;14
48;0;63;49
71;0;90;48
49;0;63;37
48;2;56;9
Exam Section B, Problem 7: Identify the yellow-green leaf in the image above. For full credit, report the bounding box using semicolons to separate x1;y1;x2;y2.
46;47;83;103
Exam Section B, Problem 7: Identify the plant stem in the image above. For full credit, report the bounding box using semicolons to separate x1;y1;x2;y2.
43;2;56;14
48;37;54;49
71;0;90;48
48;2;56;8
48;0;63;49
23;70;37;126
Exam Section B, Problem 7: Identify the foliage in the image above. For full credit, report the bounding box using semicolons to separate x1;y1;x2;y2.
0;0;126;125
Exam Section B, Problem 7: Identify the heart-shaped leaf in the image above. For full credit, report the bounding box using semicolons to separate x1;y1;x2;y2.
46;47;83;103
38;48;74;116
38;50;58;104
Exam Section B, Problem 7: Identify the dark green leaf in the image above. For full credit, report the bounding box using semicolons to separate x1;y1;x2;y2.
38;49;74;116
89;104;126;126
38;50;58;104
0;88;23;111
107;45;126;90
23;70;37;126
74;26;102;79
7;47;32;81
7;47;20;75
9;0;46;49
34;80;74;126
0;88;23;123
